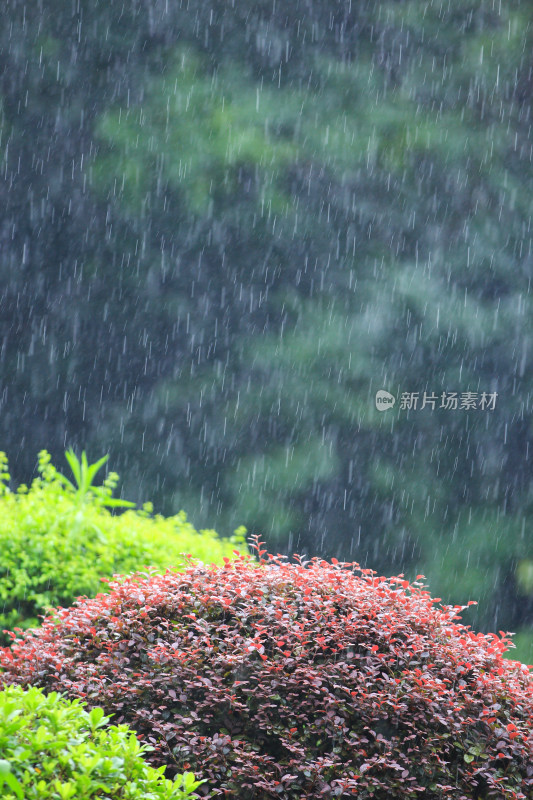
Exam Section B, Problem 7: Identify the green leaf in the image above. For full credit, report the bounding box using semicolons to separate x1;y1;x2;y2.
0;761;24;800
88;707;108;729
64;450;82;489
85;454;109;489
100;497;136;509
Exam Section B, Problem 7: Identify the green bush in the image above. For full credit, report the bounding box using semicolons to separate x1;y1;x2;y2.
0;684;204;799
0;450;248;640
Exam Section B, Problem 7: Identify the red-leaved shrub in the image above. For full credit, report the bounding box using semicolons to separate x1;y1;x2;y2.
1;540;532;799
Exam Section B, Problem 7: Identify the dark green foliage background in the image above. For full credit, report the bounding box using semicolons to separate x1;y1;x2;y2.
1;1;533;650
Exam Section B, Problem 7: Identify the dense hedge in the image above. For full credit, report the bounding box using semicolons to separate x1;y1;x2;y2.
0;684;204;799
1;541;532;799
0;450;247;640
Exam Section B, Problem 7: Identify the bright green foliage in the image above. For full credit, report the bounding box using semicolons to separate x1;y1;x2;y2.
59;449;136;510
0;451;248;640
0;685;204;799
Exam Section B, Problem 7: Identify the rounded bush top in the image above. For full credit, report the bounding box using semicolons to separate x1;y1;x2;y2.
0;684;203;799
1;542;532;799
